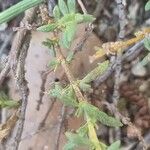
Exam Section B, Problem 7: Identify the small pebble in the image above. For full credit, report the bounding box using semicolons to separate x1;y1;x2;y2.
131;63;147;77
0;23;7;31
139;81;148;92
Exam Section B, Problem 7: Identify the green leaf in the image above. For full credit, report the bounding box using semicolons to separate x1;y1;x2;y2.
58;14;76;25
75;13;95;23
107;140;121;150
60;21;77;48
76;101;123;127
145;0;150;11
64;132;93;150
139;53;150;66
77;124;88;137
96;110;123;127
58;0;69;15
0;0;44;25
61;86;78;107
82;14;95;22
79;82;91;92
37;23;57;32
67;0;76;13
80;61;109;84
66;51;74;62
48;59;60;69
75;13;84;23
49;82;63;98
53;5;61;20
0;91;20;108
42;38;57;56
50;84;78;107
61;29;71;48
65;22;77;42
144;38;150;51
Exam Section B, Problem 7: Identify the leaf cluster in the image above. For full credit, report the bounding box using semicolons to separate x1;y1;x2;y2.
37;0;95;48
49;83;78;107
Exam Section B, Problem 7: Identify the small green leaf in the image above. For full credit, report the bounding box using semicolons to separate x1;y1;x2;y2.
145;0;150;11
58;0;69;15
64;132;93;150
53;5;61;20
82;14;95;22
77;124;88;137
144;38;150;51
48;59;60;69
96;110;123;127
76;101;123;127
107;140;121;150
49;83;63;98
66;51;74;62
42;38;57;56
58;14;76;25
0;91;20;108
139;53;150;66
61;86;78;106
81;61;109;84
37;23;57;32
79;82;91;92
66;22;77;42
75;13;84;23
0;100;20;108
50;84;78;107
75;13;95;23
67;0;76;13
61;29;70;48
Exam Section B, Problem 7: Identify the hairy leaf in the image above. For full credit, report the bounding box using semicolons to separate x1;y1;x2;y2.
75;13;84;23
82;14;95;22
65;22;77;42
80;61;109;84
50;84;78;107
79;82;91;92
48;59;60;69
66;51;74;62
96;110;123;127
37;23;57;32
53;5;61;20
59;14;76;25
58;0;69;15
75;13;95;23
42;38;57;56
67;0;76;13
64;132;93;150
61;29;71;48
76;102;123;127
77;124;88;137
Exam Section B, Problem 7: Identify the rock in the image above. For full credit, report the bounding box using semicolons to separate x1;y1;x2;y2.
131;63;147;77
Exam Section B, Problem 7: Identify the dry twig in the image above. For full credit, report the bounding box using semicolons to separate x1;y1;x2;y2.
54;105;66;150
9;7;37;150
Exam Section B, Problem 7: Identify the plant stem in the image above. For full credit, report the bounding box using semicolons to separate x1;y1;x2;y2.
87;116;102;150
55;44;101;148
